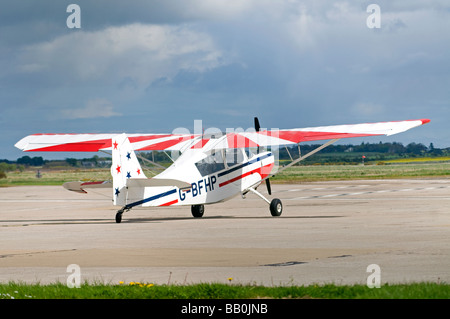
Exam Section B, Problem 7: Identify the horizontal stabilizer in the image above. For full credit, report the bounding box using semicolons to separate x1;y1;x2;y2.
127;178;191;189
63;181;111;193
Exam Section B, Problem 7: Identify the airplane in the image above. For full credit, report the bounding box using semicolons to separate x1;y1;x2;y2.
15;118;430;223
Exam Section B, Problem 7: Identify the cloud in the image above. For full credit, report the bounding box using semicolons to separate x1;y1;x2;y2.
61;98;121;119
2;1;450;159
15;23;228;88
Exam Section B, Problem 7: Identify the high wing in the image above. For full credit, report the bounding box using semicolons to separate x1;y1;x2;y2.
205;119;430;151
14;133;198;152
15;119;430;153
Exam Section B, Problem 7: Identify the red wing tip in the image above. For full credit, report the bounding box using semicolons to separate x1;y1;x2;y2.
421;119;431;125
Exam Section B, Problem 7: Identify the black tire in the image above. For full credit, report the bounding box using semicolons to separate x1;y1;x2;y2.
191;204;204;218
115;211;122;223
270;198;282;217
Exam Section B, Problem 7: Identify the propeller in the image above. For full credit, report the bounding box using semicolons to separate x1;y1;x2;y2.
265;178;272;195
254;117;260;132
254;117;271;195
254;116;261;154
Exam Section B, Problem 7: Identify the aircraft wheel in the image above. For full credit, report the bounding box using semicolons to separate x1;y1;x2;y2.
270;198;282;217
115;211;123;223
191;204;204;218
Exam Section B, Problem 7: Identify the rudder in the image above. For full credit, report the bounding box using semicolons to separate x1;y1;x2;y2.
111;134;146;206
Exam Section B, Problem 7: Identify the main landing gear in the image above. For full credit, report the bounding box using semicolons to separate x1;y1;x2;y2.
190;198;281;218
247;187;283;217
269;198;283;217
191;204;204;218
115;192;281;223
115;204;206;223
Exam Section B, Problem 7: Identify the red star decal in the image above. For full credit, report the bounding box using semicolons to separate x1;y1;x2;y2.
136;169;141;175
113;141;118;150
116;165;121;174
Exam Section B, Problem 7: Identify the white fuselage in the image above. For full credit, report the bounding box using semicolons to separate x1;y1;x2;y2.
122;148;274;209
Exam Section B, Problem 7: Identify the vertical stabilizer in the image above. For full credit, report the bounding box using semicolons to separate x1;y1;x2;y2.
111;134;146;206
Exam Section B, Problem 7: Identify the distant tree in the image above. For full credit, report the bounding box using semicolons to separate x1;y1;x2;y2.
17;156;44;166
428;142;443;155
66;158;78;167
406;142;427;155
17;156;32;165
388;142;406;154
31;156;44;166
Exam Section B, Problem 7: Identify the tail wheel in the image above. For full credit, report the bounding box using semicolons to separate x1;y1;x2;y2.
191;204;204;218
270;198;282;217
115;210;123;223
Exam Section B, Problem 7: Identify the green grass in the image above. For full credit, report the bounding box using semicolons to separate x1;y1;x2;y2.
1;161;449;187
381;156;450;164
0;282;449;299
0;168;152;187
272;162;450;183
0;169;110;186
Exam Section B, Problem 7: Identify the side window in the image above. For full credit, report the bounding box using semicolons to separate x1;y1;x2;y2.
225;148;246;167
245;148;257;159
195;151;225;176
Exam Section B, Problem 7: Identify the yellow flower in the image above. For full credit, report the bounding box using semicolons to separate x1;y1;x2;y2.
119;281;124;285
228;277;233;282
147;284;154;288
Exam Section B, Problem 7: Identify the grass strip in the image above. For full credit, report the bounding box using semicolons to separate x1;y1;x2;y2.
1;282;449;299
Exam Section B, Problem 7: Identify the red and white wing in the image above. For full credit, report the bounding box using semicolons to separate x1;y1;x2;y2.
15;133;200;152
219;119;430;149
15;119;430;152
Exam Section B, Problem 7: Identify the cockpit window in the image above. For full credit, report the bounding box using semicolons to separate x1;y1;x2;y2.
195;151;225;176
195;149;248;176
225;148;246;167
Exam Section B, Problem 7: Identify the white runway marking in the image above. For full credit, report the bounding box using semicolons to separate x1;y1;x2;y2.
287;185;450;200
0;199;104;203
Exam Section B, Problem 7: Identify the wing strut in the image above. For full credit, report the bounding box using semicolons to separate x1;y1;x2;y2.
135;152;166;170
248;187;271;204
274;138;341;176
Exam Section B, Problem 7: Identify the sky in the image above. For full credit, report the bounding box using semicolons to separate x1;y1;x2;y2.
1;0;449;160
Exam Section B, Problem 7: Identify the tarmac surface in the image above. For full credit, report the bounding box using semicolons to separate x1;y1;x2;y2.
1;179;449;286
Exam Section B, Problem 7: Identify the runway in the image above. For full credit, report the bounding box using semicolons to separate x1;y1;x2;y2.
1;179;449;286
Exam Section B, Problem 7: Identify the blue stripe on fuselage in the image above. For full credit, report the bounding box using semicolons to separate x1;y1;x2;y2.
217;153;272;178
124;188;177;209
